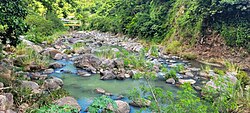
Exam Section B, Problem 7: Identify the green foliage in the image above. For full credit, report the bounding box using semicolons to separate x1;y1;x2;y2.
164;40;181;54
224;61;240;73
165;83;208;113
10;82;69;107
214;68;226;75
72;42;85;52
236;71;250;88
0;41;3;60
165;69;177;80
15;42;50;69
81;0;250;51
25;12;66;44
0;0;28;46
202;74;238;112
88;95;117;113
30;104;78;113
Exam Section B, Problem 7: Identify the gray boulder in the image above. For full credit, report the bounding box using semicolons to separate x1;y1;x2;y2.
100;70;116;80
43;77;63;90
107;100;130;113
74;54;101;73
54;97;81;112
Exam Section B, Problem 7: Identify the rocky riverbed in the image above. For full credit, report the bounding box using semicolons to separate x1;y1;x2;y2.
0;31;240;113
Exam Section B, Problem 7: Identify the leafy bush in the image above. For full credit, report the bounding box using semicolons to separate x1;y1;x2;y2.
236;71;250;88
25;12;66;44
164;40;181;54
88;95;117;113
165;69;177;80
30;104;78;113
0;0;28;46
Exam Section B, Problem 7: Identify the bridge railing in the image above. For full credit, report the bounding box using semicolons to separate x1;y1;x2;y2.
61;19;82;27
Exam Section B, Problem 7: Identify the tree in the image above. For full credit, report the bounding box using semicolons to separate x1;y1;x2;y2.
0;0;28;46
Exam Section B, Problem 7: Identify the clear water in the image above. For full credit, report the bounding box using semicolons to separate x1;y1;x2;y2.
50;59;179;113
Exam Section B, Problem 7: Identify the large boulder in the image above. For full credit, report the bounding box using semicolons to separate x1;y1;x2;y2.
73;54;101;73
43;77;63;90
21;81;40;93
0;93;13;111
49;62;64;69
100;70;116;80
107;100;130;113
113;59;124;69
129;98;151;108
54;97;81;112
42;48;62;60
0;65;11;79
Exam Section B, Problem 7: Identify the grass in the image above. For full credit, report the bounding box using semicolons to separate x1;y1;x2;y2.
224;60;240;73
163;40;182;54
181;52;197;60
72;42;85;52
15;42;50;69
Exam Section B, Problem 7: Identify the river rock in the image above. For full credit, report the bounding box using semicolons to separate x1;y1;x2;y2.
54;97;81;112
113;59;124;69
43;68;54;74
166;78;175;84
94;88;106;94
42;48;61;58
189;67;201;72
43;77;63;90
129;98;151;107
74;54;101;73
0;82;4;89
77;70;91;77
21;81;40;91
107;100;130;113
0;93;13;111
184;71;194;78
178;79;196;85
0;65;11;79
54;53;63;60
30;73;47;80
18;103;29;113
100;70;116;80
49;62;64;69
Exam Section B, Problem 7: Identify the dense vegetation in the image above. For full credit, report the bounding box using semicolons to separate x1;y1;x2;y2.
76;0;250;52
0;0;249;113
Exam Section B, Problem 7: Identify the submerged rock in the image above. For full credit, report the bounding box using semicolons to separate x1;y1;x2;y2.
94;88;106;94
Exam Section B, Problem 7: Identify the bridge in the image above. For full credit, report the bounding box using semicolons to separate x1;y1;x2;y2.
61;18;82;30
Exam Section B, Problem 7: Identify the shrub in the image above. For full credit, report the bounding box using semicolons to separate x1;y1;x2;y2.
165;69;177;80
164;40;181;54
30;104;78;113
236;71;250;88
88;95;117;113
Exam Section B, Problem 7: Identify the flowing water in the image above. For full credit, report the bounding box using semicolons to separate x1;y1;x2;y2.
49;59;182;112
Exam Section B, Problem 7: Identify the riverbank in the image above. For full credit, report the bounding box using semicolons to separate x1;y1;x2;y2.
0;31;249;113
